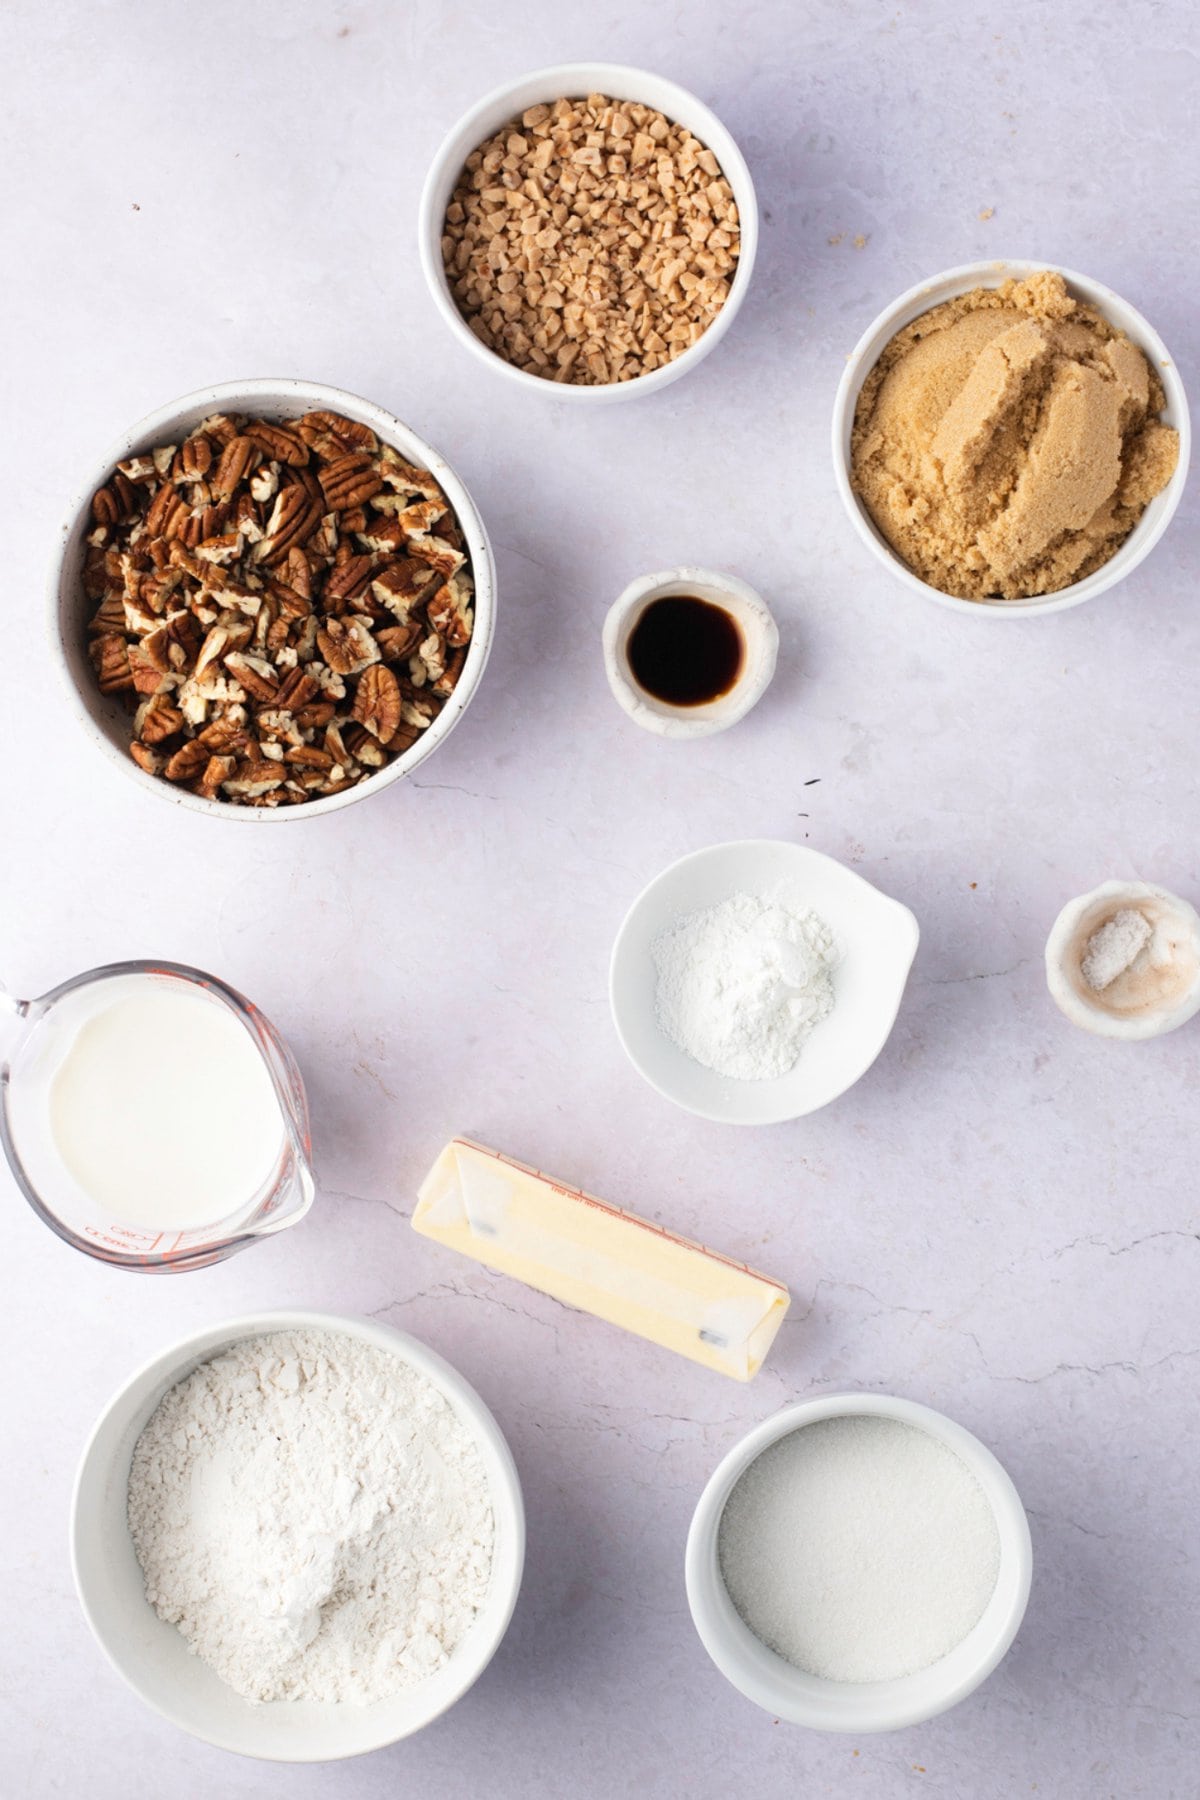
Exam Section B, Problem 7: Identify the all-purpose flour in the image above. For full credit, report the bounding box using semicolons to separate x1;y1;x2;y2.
127;1329;494;1704
653;889;838;1080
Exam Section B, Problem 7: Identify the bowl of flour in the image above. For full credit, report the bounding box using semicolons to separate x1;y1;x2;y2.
609;840;919;1124
70;1312;524;1761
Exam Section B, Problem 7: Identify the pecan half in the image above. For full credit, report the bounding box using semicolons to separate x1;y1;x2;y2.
351;664;402;741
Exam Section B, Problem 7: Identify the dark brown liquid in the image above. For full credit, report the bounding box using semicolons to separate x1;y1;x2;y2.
627;595;744;707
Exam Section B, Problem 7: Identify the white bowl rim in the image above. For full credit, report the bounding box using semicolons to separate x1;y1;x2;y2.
70;1308;526;1761
608;837;920;1124
685;1390;1033;1732
601;566;779;738
831;258;1192;618
417;61;758;403
48;376;497;820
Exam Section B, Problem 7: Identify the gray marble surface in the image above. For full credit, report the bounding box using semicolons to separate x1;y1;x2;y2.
2;0;1197;1794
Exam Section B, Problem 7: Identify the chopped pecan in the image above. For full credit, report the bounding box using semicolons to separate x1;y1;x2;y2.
138;695;185;745
195;753;237;798
351;664;402;741
130;741;165;776
197;716;251;754
90;635;134;693
255;485;321;566
296;410;378;457
127;643;168;695
241;420;308;465
211;435;260;500
324;552;376;606
317;615;379;675
164;739;210;783
91;486;120;527
224;650;279;703
320;453;384;512
179;434;214;480
274;667;320;711
145;482;188;538
375;621;423;661
426;577;474;647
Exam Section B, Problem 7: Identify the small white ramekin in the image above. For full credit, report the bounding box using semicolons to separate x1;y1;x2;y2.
418;63;758;403
1045;879;1200;1039
48;378;496;820
71;1310;525;1762
832;260;1191;617
602;567;778;738
685;1392;1032;1732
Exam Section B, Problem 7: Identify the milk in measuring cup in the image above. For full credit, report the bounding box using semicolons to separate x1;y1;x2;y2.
47;976;284;1232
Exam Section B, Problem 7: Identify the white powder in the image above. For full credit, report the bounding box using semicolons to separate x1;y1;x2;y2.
718;1416;1001;1683
1081;907;1152;990
127;1329;494;1704
653;889;838;1080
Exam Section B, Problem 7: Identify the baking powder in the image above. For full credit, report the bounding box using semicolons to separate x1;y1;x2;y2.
127;1329;494;1704
653;889;837;1080
718;1416;1000;1682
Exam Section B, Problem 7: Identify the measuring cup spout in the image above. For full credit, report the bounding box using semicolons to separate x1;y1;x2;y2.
0;989;30;1069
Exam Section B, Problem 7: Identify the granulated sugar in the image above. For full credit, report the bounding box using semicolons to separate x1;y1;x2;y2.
718;1415;1001;1683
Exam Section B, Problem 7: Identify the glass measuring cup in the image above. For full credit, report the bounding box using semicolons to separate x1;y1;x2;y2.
0;960;315;1270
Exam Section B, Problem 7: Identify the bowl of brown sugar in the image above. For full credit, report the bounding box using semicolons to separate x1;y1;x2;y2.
419;63;757;401
832;262;1189;616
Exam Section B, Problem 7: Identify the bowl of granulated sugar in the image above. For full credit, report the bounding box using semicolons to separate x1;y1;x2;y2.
685;1392;1032;1732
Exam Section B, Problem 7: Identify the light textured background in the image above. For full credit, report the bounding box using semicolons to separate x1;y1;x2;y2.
2;1;1197;1795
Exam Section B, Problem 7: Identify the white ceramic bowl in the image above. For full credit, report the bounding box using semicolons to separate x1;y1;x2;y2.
48;378;497;820
1045;879;1200;1039
831;260;1191;617
609;839;919;1124
71;1310;525;1762
418;63;758;403
685;1392;1032;1732
602;567;778;738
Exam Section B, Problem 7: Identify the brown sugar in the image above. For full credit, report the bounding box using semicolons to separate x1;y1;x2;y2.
850;271;1180;600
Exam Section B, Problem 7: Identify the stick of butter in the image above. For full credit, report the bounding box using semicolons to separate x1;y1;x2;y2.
413;1138;789;1380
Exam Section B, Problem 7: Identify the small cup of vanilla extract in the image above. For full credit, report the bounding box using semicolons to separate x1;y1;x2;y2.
602;567;779;738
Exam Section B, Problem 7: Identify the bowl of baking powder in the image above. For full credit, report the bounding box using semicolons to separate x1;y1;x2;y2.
609;839;919;1124
71;1311;524;1761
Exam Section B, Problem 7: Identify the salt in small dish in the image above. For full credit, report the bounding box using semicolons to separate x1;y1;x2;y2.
609;839;918;1124
602;568;778;739
1045;879;1200;1039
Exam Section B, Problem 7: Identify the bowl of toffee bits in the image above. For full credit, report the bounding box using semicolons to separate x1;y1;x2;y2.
419;63;757;400
50;379;495;818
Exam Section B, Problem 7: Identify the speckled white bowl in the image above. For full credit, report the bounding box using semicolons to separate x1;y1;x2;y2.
71;1310;524;1762
1045;879;1200;1039
418;63;757;402
831;260;1190;617
602;567;778;738
686;1392;1032;1732
48;378;496;820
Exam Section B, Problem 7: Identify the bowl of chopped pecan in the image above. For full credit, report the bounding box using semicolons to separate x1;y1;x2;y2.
419;63;757;399
51;380;495;815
